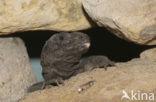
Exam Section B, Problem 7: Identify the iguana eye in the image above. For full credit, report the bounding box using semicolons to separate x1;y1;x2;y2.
79;35;83;39
59;36;64;40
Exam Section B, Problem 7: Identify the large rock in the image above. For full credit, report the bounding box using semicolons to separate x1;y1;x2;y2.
82;0;156;45
140;47;156;61
0;0;92;35
19;48;156;102
0;38;37;102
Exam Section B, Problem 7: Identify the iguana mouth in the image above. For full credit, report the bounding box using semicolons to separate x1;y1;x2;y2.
83;42;90;48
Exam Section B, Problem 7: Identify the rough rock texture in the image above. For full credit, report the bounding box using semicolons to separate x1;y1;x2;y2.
19;48;156;102
140;47;156;61
0;37;37;102
82;0;156;45
0;0;92;35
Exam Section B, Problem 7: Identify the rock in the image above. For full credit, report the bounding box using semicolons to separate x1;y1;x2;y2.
0;38;37;102
19;50;156;102
82;0;156;45
0;0;92;35
140;47;156;61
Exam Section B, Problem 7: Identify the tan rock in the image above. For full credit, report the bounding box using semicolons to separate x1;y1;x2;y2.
0;0;92;35
19;52;156;102
0;37;37;102
82;0;156;45
140;47;156;61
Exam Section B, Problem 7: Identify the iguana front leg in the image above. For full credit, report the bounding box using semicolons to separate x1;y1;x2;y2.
74;56;114;75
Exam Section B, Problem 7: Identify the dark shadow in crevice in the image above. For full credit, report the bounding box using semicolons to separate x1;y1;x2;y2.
0;28;155;62
81;27;155;62
0;30;57;57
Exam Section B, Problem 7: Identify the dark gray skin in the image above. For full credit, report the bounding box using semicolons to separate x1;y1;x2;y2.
28;32;114;92
75;56;114;74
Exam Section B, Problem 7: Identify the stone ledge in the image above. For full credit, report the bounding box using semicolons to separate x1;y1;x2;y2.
19;48;156;102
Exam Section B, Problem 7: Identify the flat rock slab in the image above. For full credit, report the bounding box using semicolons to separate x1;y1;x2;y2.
82;0;156;45
0;38;37;102
19;48;156;102
0;0;92;35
